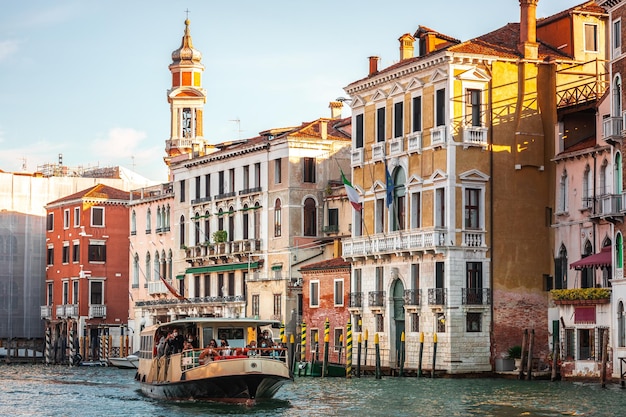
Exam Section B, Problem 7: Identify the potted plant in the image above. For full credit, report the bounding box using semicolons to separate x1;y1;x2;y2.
507;345;522;370
213;230;228;254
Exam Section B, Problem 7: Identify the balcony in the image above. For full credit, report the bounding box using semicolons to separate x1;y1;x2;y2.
371;142;385;162
389;137;404;156
403;289;421;306
89;304;107;318
351;148;364;166
349;292;364;308
322;225;339;234
462;288;491;305
55;305;65;317
214;191;236;200
428;288;446;306
191;196;212;205
40;305;52;319
551;288;611;306
407;131;422;154
602;116;623;145
64;304;79;317
594;194;624;223
462;126;488;148
136;295;245;308
148;280;169;295
430;126;447;146
342;229;448;259
185;239;262;262
239;186;262;196
462;230;486;248
368;291;386;308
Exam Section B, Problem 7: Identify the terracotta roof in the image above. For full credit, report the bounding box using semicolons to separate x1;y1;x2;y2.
555;135;597;156
299;257;351;272
276;118;352;141
413;25;461;44
47;184;130;206
538;1;606;27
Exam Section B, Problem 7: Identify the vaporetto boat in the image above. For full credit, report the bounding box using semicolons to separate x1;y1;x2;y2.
136;317;292;403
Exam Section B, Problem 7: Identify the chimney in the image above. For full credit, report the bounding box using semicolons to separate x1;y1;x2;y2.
368;56;379;76
399;33;415;61
320;119;328;140
329;101;343;119
518;0;539;59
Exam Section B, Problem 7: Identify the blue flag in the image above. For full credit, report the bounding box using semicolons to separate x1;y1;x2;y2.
385;163;394;207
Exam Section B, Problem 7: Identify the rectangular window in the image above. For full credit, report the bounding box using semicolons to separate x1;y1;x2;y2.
584;24;598;52
72;280;79;304
194;275;200;298
466;89;481;127
303;157;316;183
63;209;70;229
180;179;186;202
465;188;480;229
435;188;445;227
310;281;320;307
436;312;446;333
274;158;282;184
47;283;53;306
91;207;104;227
254;163;261;188
375;198;384;233
47;213;54;231
411;192;421;229
394;101;403;138
466;312;482;332
218;171;224;194
327;208;338;230
310;329;319;351
88;243;106;262
376;313;384;332
228;273;235;296
353;314;362;332
62;281;69;305
334;279;344;306
62;244;69;264
204;275;211;297
243;165;250;190
614;19;622;52
252;294;260;317
73;207;80;227
273;294;281;317
205;174;211;198
47;247;54;266
355;114;364;148
412;96;422;132
376;107;386;142
375;266;383;292
90;281;103;305
411;313;419;332
436;88;446;126
218;273;224;297
334;328;343;351
229;169;235;193
195;176;201;199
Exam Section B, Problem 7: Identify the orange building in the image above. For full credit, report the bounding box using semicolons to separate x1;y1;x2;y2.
43;184;131;362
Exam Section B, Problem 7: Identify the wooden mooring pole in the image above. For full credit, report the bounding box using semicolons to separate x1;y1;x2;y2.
526;329;534;381
600;330;609;388
518;329;528;380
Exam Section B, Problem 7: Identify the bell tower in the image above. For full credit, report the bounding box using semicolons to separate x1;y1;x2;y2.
164;18;207;170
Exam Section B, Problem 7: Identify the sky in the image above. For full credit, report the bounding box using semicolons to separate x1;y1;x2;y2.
0;0;586;182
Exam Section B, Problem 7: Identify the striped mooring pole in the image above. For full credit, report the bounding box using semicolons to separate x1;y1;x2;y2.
45;326;52;365
346;319;352;378
300;321;306;362
375;333;381;379
69;325;76;367
280;322;285;344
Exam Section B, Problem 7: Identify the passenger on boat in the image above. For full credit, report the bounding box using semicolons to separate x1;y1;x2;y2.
246;340;258;356
165;329;184;355
198;339;220;364
186;334;199;349
220;339;231;356
260;338;274;356
156;332;167;357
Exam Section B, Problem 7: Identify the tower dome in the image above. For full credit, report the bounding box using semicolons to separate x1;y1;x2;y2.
170;19;203;65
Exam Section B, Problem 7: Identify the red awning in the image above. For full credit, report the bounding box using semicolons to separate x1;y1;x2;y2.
569;246;612;270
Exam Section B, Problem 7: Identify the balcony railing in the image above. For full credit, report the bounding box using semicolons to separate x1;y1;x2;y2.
349;292;364;308
389;137;404;156
239;186;262;196
599;194;622;216
148;280;169;295
342;229;448;258
462;230;486;247
322;225;339;234
371;142;385;162
191;196;212;204
185;239;262;260
351;148;364;166
136;295;245;307
462;126;488;146
407;131;422;153
428;288;446;306
56;305;65;317
368;291;386;307
602;116;623;144
214;191;236;200
462;288;491;305
403;289;421;306
40;305;52;319
89;304;106;318
64;304;79;317
430;126;447;146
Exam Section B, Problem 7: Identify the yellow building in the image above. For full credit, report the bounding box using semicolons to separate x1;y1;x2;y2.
342;0;607;373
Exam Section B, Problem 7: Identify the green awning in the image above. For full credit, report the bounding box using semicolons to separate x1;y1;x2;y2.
185;261;259;274
271;264;283;271
175;274;185;280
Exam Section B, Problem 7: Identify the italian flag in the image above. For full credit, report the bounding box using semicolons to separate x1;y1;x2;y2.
341;170;362;211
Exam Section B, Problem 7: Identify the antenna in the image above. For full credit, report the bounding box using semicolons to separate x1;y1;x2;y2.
229;118;243;140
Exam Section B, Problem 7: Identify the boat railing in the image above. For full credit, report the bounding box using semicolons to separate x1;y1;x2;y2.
180;347;288;372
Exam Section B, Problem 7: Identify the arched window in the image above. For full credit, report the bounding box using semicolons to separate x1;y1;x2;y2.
600;160;608;195
156;206;162;229
194;212;200;246
132;253;139;287
161;250;167;280
167;250;173;280
615;152;623;194
559;170;568;213
204;211;210;243
583;165;592;208
618;232;624;270
179;215;186;247
392;167;406;231
581;240;594;288
218;208;224;233
274;199;281;237
165;205;171;230
146;208;152;233
242;204;249;240
619;301;626;348
154;251;160;281
614;75;622;117
254;202;261;240
131;210;136;235
303;197;316;236
555;245;567;289
228;206;235;242
145;252;151;283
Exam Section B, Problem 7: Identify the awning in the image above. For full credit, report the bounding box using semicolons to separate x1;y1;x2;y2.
185;261;259;274
570;246;612;270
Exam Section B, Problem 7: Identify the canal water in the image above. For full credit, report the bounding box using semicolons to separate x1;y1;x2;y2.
1;364;625;416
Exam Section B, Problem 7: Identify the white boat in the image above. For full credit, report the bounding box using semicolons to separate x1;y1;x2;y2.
136;317;292;403
109;353;139;369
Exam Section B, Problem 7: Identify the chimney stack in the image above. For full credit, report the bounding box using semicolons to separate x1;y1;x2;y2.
368;56;379;76
329;101;343;119
399;33;415;61
320;119;328;140
518;0;539;60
